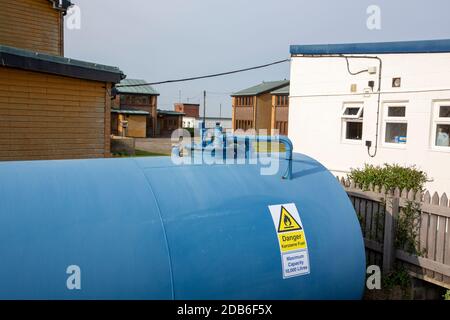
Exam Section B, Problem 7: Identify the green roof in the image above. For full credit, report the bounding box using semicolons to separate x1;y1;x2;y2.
111;109;149;115
157;109;185;116
232;80;290;97
115;79;159;96
271;84;290;95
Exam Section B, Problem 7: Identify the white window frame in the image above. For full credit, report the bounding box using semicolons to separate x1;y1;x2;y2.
342;104;364;119
431;101;450;151
382;102;408;148
341;102;364;144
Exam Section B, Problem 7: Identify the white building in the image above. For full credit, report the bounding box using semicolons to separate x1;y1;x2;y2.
195;117;233;130
289;39;450;194
183;116;196;128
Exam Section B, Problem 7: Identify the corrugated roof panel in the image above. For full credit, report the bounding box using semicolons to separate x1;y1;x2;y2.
271;84;290;95
232;80;290;97
115;79;160;96
111;109;149;115
157;110;185;116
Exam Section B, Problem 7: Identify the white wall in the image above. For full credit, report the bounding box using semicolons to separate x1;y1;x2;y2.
194;118;232;129
289;53;450;194
183;116;196;128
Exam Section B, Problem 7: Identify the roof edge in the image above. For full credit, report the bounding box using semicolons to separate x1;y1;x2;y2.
0;45;125;83
231;80;290;97
290;39;450;55
115;79;160;96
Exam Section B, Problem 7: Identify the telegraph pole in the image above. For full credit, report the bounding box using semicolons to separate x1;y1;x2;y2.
203;90;206;121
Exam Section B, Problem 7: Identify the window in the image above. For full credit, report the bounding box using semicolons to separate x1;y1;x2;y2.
276;95;288;106
236;97;253;107
383;104;408;145
345;122;363;140
342;105;364;119
432;103;450;148
342;103;364;141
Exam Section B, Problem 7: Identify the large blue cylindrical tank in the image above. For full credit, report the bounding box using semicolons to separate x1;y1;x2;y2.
0;153;365;299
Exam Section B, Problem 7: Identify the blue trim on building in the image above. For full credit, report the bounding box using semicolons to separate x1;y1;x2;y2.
290;39;450;55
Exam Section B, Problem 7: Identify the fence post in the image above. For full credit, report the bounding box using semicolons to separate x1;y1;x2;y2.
382;196;399;274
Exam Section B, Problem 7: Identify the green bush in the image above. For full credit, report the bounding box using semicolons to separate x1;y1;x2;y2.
183;127;195;137
382;265;411;291
395;201;425;255
444;290;450;300
349;164;428;192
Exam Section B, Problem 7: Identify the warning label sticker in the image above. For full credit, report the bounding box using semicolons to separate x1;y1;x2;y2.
268;203;310;279
278;231;307;252
278;206;302;233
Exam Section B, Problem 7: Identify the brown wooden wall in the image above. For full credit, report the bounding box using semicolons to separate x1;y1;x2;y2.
117;114;147;138
232;96;255;131
254;93;272;133
116;94;158;137
232;94;279;133
0;0;64;56
271;95;289;135
0;67;111;161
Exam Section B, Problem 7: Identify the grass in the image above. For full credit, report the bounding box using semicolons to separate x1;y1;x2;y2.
112;149;170;158
253;142;286;153
135;149;170;157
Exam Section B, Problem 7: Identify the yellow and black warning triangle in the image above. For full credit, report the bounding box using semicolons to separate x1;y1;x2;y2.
278;206;302;233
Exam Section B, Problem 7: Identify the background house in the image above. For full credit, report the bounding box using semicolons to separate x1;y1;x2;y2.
289;39;450;193
112;79;159;137
175;103;200;128
157;110;184;137
231;80;290;134
0;0;124;161
111;109;149;138
175;103;232;130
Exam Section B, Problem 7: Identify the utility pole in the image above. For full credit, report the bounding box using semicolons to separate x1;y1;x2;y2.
203;90;206;121
219;103;222;118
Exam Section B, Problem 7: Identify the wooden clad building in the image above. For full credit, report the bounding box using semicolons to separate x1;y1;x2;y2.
111;79;159;138
156;110;184;137
0;0;68;56
0;0;125;161
231;80;290;135
111;109;149;138
271;84;290;135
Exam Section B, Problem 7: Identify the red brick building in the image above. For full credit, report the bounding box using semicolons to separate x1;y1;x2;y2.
174;103;200;118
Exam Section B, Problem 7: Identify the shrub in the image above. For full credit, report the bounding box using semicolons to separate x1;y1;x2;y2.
444;290;450;300
349;164;428;192
395;201;425;255
183;127;195;137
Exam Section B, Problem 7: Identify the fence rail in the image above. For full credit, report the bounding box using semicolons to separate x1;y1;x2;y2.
337;177;450;289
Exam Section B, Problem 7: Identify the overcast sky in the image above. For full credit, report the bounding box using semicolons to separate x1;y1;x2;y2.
65;0;450;118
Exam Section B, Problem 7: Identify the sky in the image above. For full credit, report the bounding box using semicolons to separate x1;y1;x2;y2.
65;0;450;118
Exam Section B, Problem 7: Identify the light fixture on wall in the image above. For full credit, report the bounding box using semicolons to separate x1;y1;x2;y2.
392;77;401;88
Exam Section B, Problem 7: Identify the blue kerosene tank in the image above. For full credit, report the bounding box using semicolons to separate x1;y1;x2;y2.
0;150;365;299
